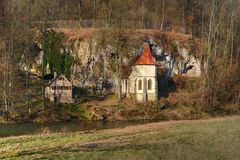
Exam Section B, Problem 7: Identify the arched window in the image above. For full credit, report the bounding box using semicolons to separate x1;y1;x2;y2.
148;79;152;90
138;79;142;90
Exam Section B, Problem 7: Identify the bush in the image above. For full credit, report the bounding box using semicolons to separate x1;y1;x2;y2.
173;75;201;91
219;103;240;115
55;104;87;121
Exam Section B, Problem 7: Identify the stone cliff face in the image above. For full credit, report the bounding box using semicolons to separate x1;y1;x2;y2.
152;45;201;78
33;29;201;87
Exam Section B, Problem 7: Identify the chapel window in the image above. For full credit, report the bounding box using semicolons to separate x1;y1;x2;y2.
148;79;152;90
138;79;142;90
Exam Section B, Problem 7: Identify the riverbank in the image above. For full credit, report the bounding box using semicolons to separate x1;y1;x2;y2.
0;120;158;137
0;116;239;160
31;97;239;123
1;92;239;123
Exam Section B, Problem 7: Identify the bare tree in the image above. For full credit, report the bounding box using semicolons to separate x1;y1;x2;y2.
160;0;166;31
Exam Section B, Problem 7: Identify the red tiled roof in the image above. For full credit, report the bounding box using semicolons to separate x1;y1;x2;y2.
135;44;155;65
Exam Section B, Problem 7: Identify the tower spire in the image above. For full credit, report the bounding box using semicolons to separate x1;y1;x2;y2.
135;44;154;65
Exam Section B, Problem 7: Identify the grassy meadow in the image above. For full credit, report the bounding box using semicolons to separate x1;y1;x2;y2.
0;116;240;160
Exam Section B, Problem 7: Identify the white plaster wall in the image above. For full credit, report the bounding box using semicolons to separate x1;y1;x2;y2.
136;93;144;102
131;65;156;77
127;65;157;102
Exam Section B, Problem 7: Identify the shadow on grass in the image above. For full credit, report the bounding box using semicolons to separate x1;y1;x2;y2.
12;134;177;159
16;142;169;158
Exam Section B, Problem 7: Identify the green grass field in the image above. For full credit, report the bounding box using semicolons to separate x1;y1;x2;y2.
0;116;240;160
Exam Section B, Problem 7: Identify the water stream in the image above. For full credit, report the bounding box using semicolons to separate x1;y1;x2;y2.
0;120;158;137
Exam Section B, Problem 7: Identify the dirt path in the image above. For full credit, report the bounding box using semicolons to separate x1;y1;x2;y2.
98;115;240;135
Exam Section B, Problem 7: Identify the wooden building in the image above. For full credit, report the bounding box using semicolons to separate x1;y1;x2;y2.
45;74;73;103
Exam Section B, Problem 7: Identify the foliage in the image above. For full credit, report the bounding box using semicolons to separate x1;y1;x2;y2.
42;30;73;77
55;103;87;121
62;51;74;77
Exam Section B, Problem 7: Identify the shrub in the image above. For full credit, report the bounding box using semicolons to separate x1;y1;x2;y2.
55;104;87;121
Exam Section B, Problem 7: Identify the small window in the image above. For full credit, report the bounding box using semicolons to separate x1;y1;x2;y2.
148;79;152;90
138;79;142;90
56;86;63;90
63;86;71;90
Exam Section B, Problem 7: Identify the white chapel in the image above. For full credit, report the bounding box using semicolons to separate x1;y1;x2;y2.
121;44;158;102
